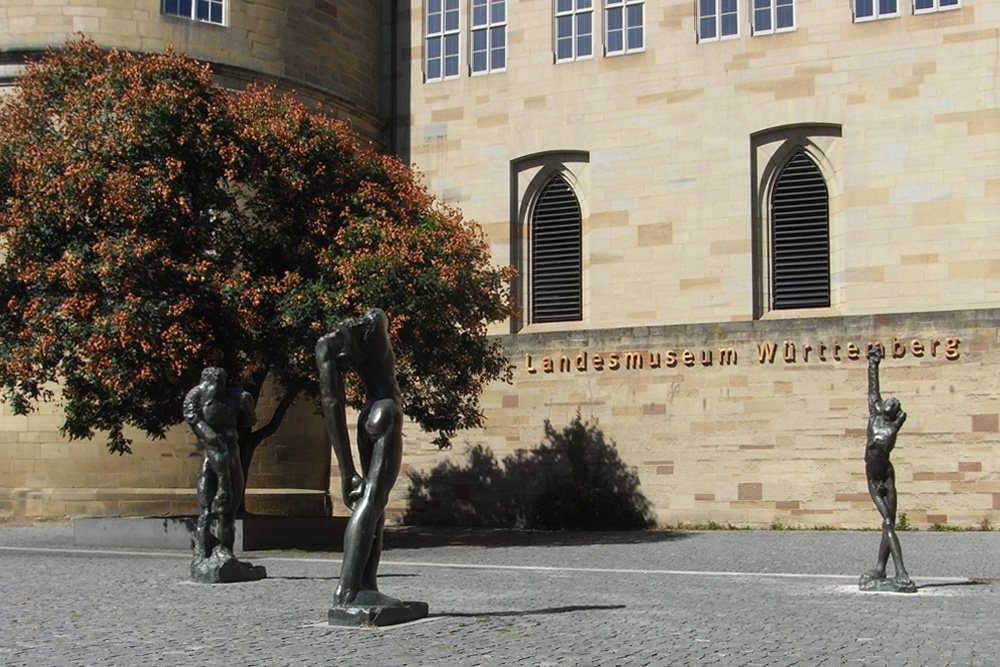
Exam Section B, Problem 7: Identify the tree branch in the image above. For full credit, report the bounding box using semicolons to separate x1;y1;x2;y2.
248;382;303;449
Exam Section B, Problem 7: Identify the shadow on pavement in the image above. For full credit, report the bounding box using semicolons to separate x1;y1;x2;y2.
918;580;994;591
431;604;626;619
381;526;691;550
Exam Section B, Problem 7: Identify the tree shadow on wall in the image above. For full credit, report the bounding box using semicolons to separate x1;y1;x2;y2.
404;416;656;531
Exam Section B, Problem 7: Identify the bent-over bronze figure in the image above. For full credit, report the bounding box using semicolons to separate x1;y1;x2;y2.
316;309;428;625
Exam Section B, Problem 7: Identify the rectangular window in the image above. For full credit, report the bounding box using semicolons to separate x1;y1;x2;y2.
163;0;224;24
426;0;461;81
914;0;959;12
471;0;506;74
853;0;899;21
752;0;794;34
555;0;594;63
698;0;738;42
605;0;644;55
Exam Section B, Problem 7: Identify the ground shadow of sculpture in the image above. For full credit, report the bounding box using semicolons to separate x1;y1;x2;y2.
405;416;655;531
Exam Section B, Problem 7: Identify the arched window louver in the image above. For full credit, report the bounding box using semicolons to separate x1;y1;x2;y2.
771;151;830;310
531;174;582;323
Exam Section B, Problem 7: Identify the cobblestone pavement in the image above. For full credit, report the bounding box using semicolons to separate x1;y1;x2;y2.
1;525;998;666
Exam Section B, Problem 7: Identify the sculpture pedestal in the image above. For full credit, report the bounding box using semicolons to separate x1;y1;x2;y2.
328;600;429;627
191;547;267;584
858;571;917;594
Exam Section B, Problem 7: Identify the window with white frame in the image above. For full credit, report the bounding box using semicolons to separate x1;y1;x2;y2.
471;0;506;74
853;0;899;21
698;0;739;42
426;0;460;81
163;0;224;24
753;0;794;34
555;0;594;62
914;0;959;12
605;0;644;55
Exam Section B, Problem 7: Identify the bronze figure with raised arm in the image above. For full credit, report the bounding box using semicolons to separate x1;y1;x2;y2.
316;308;429;626
860;345;916;593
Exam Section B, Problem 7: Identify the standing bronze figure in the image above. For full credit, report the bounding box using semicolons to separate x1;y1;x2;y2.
859;346;916;593
184;367;266;583
316;309;428;626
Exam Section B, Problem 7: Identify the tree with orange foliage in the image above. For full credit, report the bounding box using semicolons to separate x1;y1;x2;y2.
0;40;514;480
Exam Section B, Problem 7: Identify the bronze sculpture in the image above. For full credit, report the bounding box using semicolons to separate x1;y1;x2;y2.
859;346;916;593
184;367;266;583
316;308;429;626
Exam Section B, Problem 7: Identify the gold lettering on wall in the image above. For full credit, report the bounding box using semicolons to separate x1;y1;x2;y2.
519;336;962;374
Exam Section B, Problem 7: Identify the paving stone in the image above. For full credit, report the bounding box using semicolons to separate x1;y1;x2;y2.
1;526;998;666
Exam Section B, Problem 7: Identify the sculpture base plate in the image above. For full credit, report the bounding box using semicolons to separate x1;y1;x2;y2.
858;571;917;594
191;550;267;584
328;600;429;627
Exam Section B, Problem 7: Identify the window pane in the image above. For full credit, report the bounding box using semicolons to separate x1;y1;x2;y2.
878;0;896;14
427;37;441;58
557;37;573;60
578;0;592;9
700;0;716;18
445;8;459;30
755;8;771;31
491;26;505;70
721;13;737;35
722;0;737;12
776;4;793;28
608;30;623;53
855;0;873;17
557;0;573;12
557;15;573;38
607;6;623;30
472;3;487;26
700;16;717;39
578;34;592;57
444;34;459;76
914;0;933;6
491;46;505;70
492;0;505;23
577;12;592;36
626;4;642;28
472;51;487;73
626;25;642;49
941;0;959;5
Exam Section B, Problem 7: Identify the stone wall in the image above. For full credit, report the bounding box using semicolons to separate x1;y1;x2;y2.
0;385;331;520
404;1;1000;327
393;308;1000;529
0;0;387;142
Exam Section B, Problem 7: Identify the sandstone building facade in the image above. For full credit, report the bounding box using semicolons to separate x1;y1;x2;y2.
398;0;1000;529
2;0;999;528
